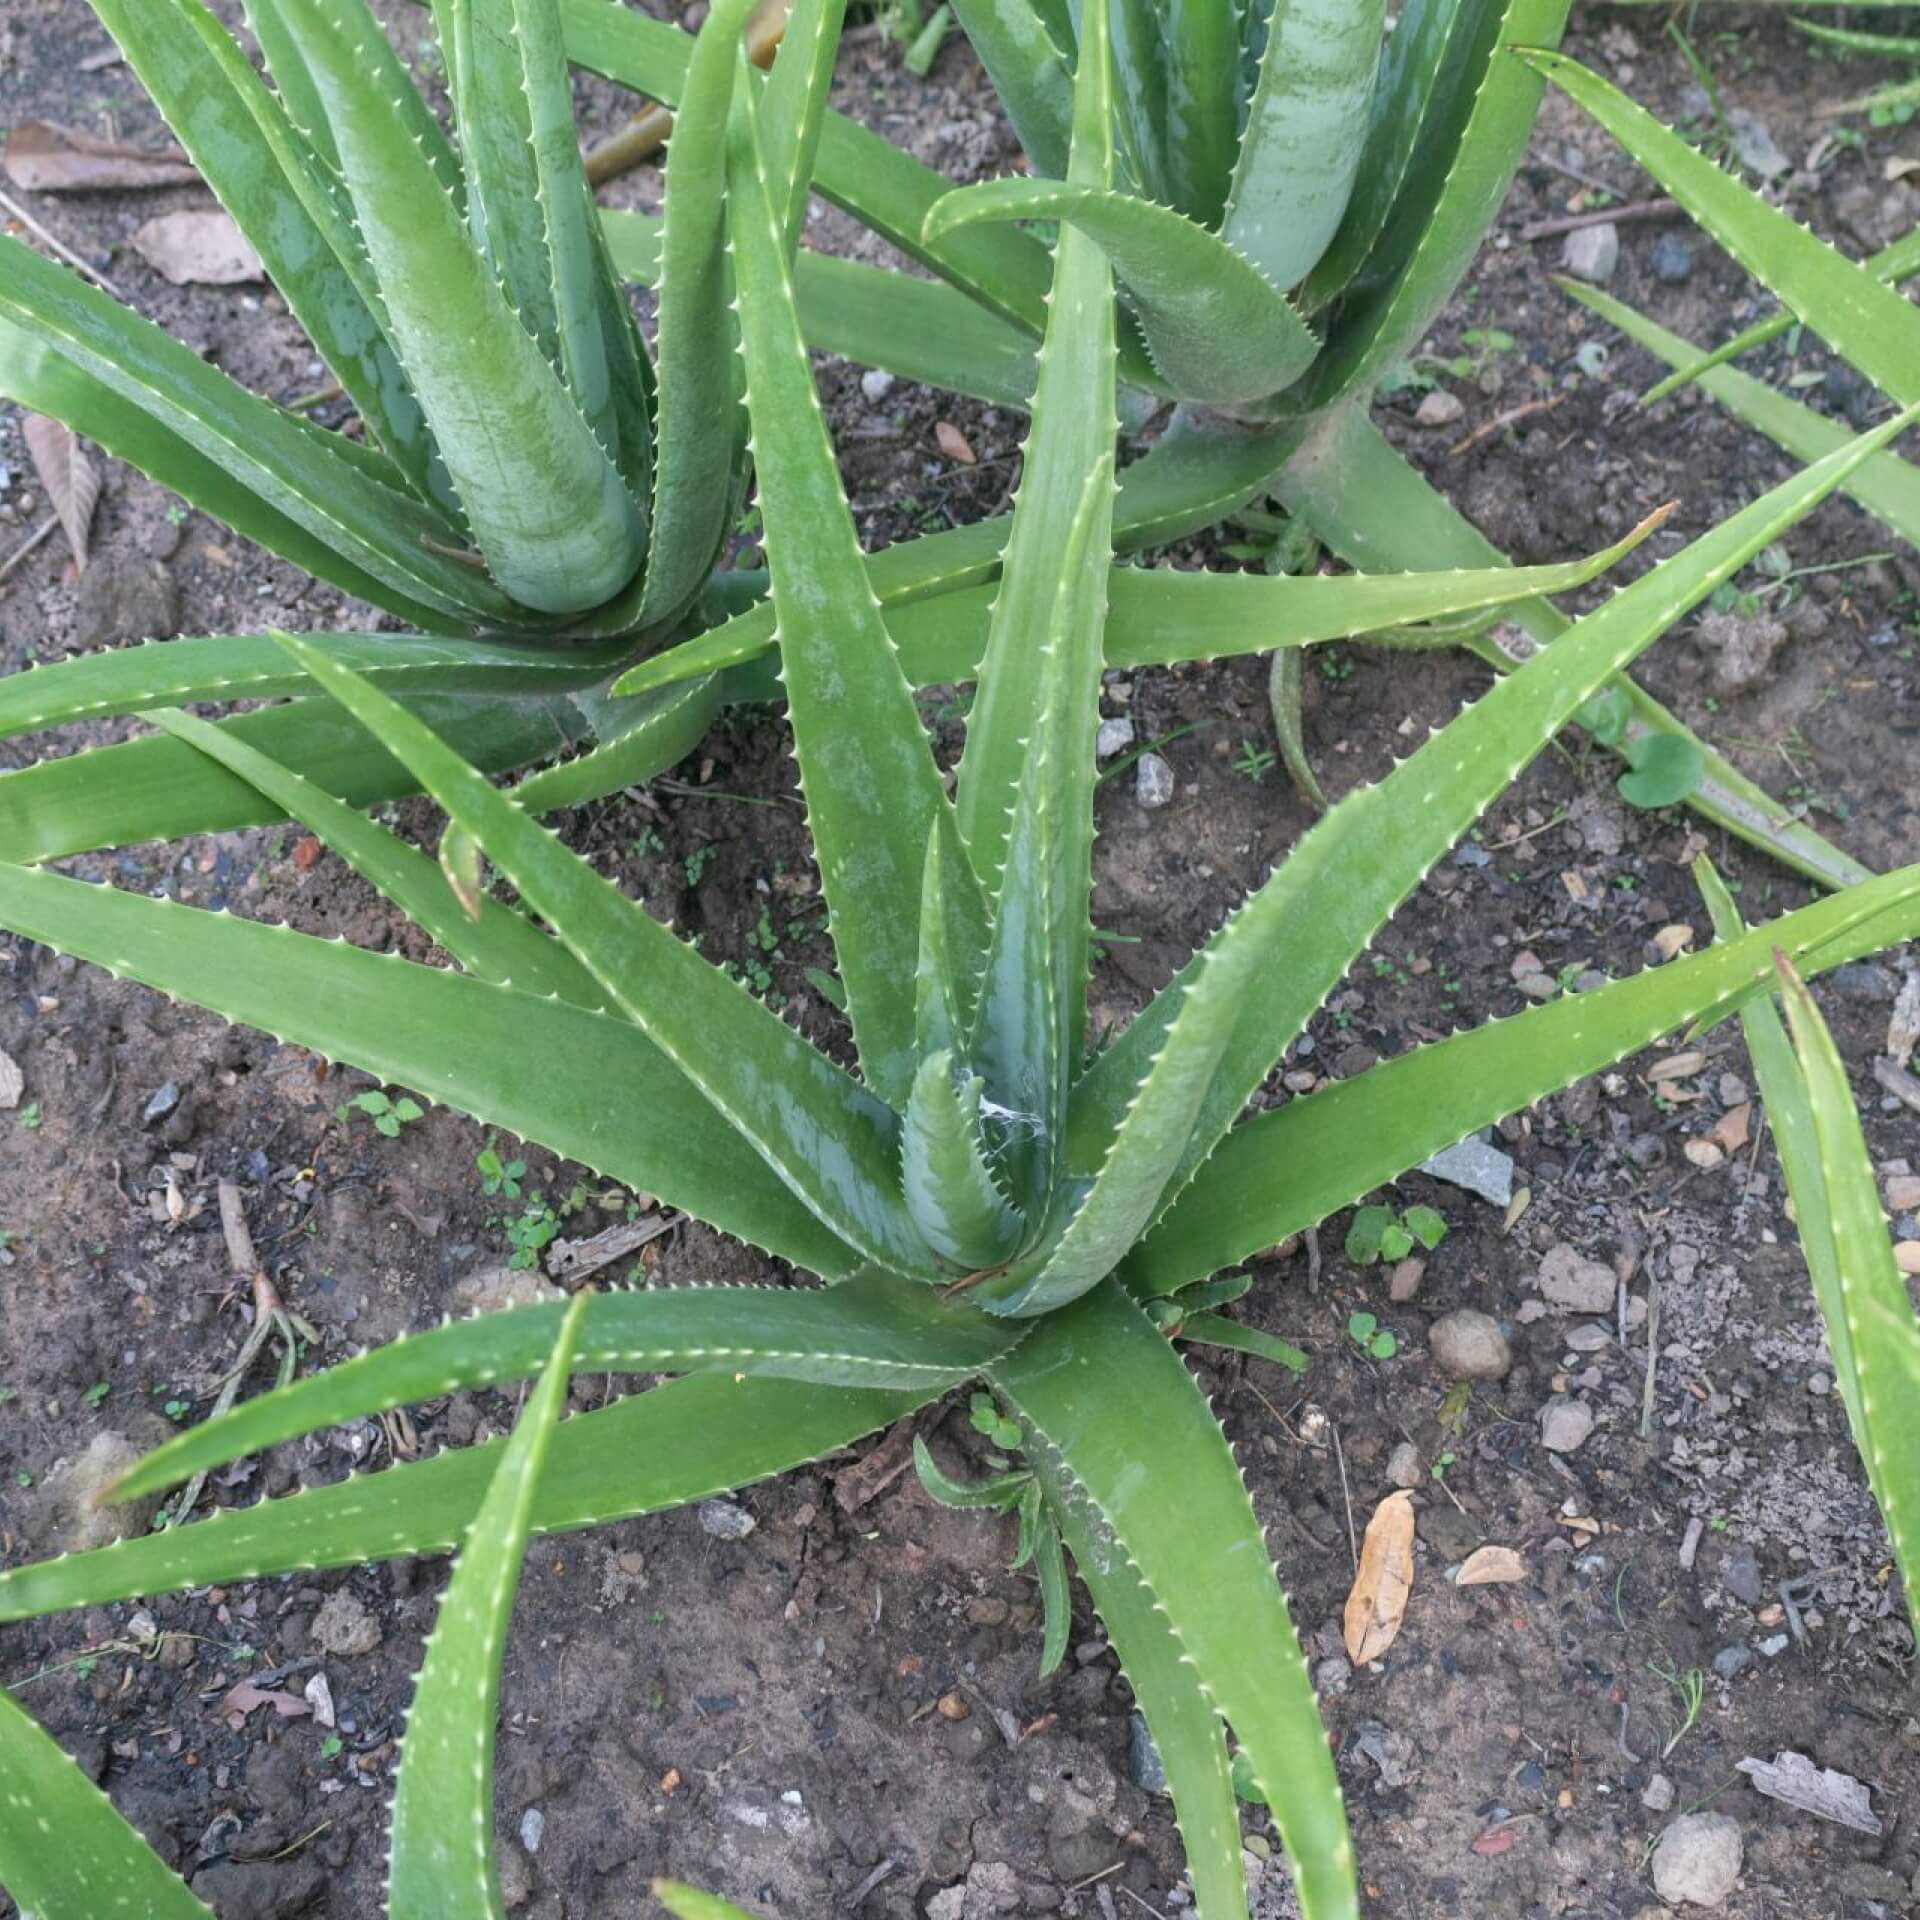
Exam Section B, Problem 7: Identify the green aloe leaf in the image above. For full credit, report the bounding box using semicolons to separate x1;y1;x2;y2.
902;1053;1026;1270
1223;0;1387;293
0;860;862;1276
507;677;725;817
116;1273;1018;1500
947;0;1072;179
758;0;847;252
992;1283;1354;1919
280;637;930;1274
727;64;966;1106
0;1375;924;1624
914;813;991;1060
269;0;643;615
1031;1502;1071;1677
1175;1312;1309;1373
655;1882;762;1920
1520;48;1920;410
1127;860;1920;1294
1074;404;1920;1213
387;1293;587;1920
1160;0;1239;227
0;1685;210;1917
924;180;1318;404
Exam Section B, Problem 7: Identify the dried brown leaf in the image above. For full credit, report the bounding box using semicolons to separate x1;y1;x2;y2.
23;414;99;573
1342;1489;1415;1664
1454;1544;1526;1587
4;121;197;192
1647;1050;1707;1081
935;421;977;465
131;209;264;286
1888;968;1920;1070
1712;1102;1752;1153
215;1679;312;1728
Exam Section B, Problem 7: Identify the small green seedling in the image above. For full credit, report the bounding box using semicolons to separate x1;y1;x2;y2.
1650;1653;1707;1757
1344;1203;1448;1266
1345;1312;1397;1361
1429;1450;1457;1482
1578;687;1704;810
82;1383;110;1410
336;1089;424;1138
1232;740;1278;782
968;1390;1023;1453
476;1144;527;1200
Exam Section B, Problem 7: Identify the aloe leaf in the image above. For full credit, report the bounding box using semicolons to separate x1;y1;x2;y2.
0;630;625;744
1278;400;1875;893
1023;1432;1248;1920
914;813;992;1060
117;1273;1016;1500
1522;50;1920;410
1300;0;1466;308
1031;1504;1071;1677
1223;0;1387;293
1160;0;1239;227
508;677;724;817
1641;226;1920;405
0;1684;210;1917
0;1375;922;1625
242;0;342;172
727;68;966;1106
604;211;1040;410
91;0;450;510
269;0;643;616
281;637;930;1273
0;240;519;625
759;0;847;251
387;1294;585;1920
948;0;1072;179
1073;405;1920;1210
0;860;865;1276
902;1053;1025;1269
1304;0;1570;407
1697;867;1920;1591
992;1283;1354;1919
655;1884;762;1920
1268;648;1328;810
0;690;590;865
1175;1313;1309;1373
0;319;464;629
925;181;1318;406
1126;860;1920;1294
1561;278;1920;554
912;1437;1031;1510
145;707;603;1005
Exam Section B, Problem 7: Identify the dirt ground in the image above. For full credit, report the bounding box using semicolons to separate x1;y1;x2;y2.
2;4;1919;1918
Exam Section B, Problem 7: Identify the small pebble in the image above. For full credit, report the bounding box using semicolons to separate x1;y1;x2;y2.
1562;221;1620;284
1386;1441;1422;1490
141;1081;181;1126
1417;1135;1514;1207
1756;1633;1790;1658
860;369;895;402
1538;1396;1594;1453
1807;1370;1831;1397
1415;389;1464;428
1095;716;1135;760
698;1497;757;1540
1720;1544;1762;1606
1711;1644;1753;1680
310;1591;382;1658
1126;1712;1168;1794
520;1808;544;1854
1427;1309;1512;1380
1648;235;1695;284
1565;1323;1610;1352
1651;1812;1743;1908
1135;752;1174;809
1643;1773;1676;1812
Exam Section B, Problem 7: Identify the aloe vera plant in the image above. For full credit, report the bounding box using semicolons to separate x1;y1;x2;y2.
5;9;1920;1916
0;0;1878;897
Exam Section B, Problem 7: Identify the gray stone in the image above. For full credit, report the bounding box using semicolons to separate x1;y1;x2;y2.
1828;962;1897;1000
310;1590;381;1658
1642;1772;1676;1812
1427;1309;1512;1381
1415;1501;1480;1564
1807;1370;1832;1397
1126;1711;1167;1794
1650;1812;1743;1908
1536;1244;1616;1314
189;1862;326;1920
1386;1441;1423;1490
72;551;178;649
1565;1323;1611;1352
1561;221;1619;284
859;368;895;402
141;1080;181;1126
1095;716;1135;761
1757;1633;1790;1658
518;1807;545;1854
1414;389;1465;428
1135;752;1174;809
1649;235;1694;284
1538;1396;1595;1453
1711;1644;1753;1681
1719;1544;1763;1606
32;1431;165;1553
1416;1135;1514;1207
698;1497;757;1540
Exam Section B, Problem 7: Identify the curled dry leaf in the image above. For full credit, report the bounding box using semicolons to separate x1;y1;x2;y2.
1343;1488;1415;1664
131;209;265;286
3;121;197;192
935;420;978;465
1454;1544;1526;1587
23;414;99;573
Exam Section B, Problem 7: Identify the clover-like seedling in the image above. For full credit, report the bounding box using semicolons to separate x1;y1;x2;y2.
1344;1203;1447;1267
337;1089;424;1139
1345;1312;1397;1361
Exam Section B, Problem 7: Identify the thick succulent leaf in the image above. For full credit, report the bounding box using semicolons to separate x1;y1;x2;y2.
0;1376;922;1624
1159;0;1239;227
1300;0;1467;308
1521;49;1920;408
387;1294;586;1920
604;210;1041;410
992;1283;1354;1919
728;69;965;1106
914;812;992;1060
911;1437;1030;1510
1072;405;1920;1207
655;1885;762;1920
0;239;518;625
1641;226;1920;405
925;182;1318;406
948;0;1072;179
1697;868;1920;1592
1223;0;1387;293
508;676;725;816
281;637;930;1273
92;0;449;510
1562;279;1920;553
0;630;623;744
242;0;342;172
1031;1504;1071;1676
146;707;603;1005
902;1053;1025;1269
0;319;462;629
0;690;590;865
1302;0;1570;408
1023;1431;1248;1920
758;0;847;252
0;861;863;1276
1126;860;1920;1293
1107;0;1170;211
0;1685;210;1918
271;0;643;615
118;1273;1017;1500
1277;400;1875;893
1174;1313;1308;1373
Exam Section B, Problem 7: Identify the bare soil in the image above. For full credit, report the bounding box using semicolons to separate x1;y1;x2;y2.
2;6;1918;1919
